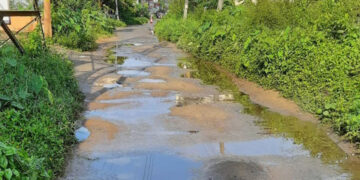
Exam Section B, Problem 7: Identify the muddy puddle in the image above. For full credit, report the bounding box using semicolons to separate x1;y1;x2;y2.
179;57;360;179
65;26;359;179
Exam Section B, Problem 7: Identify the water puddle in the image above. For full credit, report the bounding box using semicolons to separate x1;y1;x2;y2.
179;57;360;178
75;127;90;142
86;95;175;124
175;94;235;107
139;78;166;83
118;57;153;70
78;151;201;180
117;70;150;77
103;84;122;89
178;138;308;158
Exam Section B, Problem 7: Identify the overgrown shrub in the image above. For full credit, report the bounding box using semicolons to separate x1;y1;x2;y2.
156;0;360;142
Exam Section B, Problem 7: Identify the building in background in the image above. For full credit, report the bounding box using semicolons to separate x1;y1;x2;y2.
0;0;11;24
0;0;38;32
146;0;168;18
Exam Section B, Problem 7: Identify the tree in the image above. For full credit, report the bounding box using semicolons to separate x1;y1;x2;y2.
217;0;224;11
184;0;188;19
115;0;119;20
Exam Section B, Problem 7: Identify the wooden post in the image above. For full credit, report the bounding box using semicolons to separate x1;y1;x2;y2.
44;0;52;38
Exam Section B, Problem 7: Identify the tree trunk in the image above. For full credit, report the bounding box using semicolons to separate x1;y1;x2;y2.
98;0;102;8
217;0;224;11
115;0;119;20
183;0;188;19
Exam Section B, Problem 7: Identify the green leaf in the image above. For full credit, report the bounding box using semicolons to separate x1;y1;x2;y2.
12;169;19;177
0;170;4;177
316;109;323;115
5;58;17;67
11;102;24;110
45;89;54;104
0;95;11;101
0;156;8;168
4;147;16;156
4;169;12;180
325;103;336;110
29;75;43;94
323;111;330;117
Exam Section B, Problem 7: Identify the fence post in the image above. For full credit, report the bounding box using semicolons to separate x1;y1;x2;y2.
44;0;52;38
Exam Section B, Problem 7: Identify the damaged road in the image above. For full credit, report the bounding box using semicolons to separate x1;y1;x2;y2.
62;24;359;180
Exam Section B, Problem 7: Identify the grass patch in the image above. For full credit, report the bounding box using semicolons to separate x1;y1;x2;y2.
0;43;83;178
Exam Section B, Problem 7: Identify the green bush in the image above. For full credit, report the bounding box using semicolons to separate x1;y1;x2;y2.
52;0;126;51
0;39;83;178
156;0;360;142
0;142;49;179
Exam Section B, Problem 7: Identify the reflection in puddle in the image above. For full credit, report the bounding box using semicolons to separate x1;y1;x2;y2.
119;57;153;69
105;45;127;64
175;94;234;107
117;70;150;77
179;58;360;177
139;78;166;83
179;138;307;158
83;152;201;180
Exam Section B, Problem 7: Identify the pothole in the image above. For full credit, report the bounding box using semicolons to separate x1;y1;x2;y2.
117;70;150;77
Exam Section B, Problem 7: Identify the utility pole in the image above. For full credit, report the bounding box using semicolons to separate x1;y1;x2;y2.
183;0;188;19
115;0;119;20
44;0;52;37
217;0;224;11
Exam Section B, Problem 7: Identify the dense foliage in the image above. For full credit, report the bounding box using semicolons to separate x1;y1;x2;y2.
0;33;83;178
156;0;360;143
52;0;126;51
102;0;150;25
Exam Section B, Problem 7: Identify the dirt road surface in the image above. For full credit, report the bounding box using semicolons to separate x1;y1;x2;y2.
61;24;359;180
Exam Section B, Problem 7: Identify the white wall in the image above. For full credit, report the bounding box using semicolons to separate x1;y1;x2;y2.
0;0;10;24
0;0;9;9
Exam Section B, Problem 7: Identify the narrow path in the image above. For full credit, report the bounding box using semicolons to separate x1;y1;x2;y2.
62;24;357;180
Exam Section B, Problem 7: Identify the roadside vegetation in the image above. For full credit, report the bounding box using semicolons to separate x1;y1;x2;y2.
52;0;149;51
0;31;83;179
155;0;360;143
